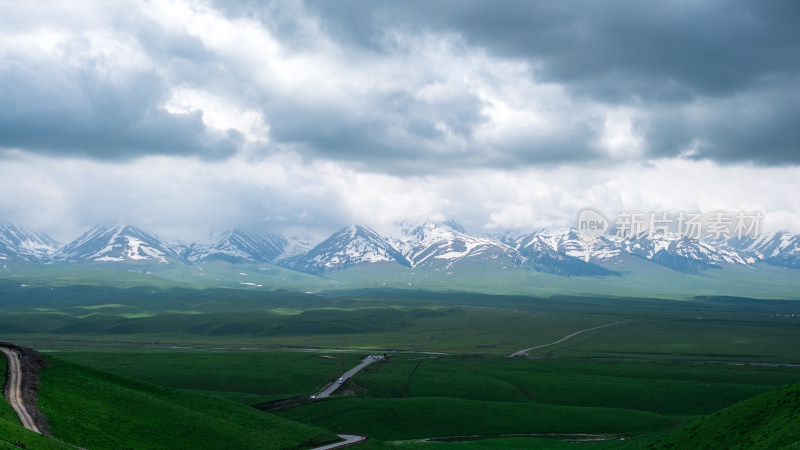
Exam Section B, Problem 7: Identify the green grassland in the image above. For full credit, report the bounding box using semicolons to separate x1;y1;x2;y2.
5;257;800;299
276;354;799;444
281;396;674;441
651;381;800;449
36;356;338;449
57;351;366;405
2;271;800;448
4;280;800;357
47;351;800;447
325;260;800;299
0;357;74;449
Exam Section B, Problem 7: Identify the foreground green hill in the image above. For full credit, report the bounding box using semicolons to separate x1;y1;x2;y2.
34;356;338;449
0;357;72;449
651;382;800;449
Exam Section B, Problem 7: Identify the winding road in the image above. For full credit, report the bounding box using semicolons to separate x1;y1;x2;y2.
312;434;367;449
1;345;42;434
308;356;384;449
509;322;621;357
314;355;383;399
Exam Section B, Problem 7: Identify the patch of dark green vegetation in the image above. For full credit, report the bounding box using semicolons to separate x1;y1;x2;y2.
651;381;800;449
58;350;799;446
57;351;365;405
281;396;673;441
5;285;800;363
36;356;338;449
277;354;800;443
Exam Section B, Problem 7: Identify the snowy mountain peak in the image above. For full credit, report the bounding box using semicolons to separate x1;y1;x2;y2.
0;224;59;262
382;220;522;269
621;231;748;270
52;224;175;264
288;224;409;273
721;231;800;269
183;229;288;263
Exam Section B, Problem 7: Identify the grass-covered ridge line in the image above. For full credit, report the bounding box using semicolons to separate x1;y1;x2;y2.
651;382;800;449
36;356;338;449
25;350;800;448
279;396;675;441
57;351;365;405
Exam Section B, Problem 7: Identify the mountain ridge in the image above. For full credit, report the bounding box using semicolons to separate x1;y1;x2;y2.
2;222;799;277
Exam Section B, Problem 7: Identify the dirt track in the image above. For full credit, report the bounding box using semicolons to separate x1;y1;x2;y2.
1;343;49;435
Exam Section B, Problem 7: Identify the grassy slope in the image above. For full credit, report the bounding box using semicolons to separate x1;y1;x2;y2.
356;356;799;415
57;351;366;405
6;258;800;300
326;260;800;299
279;396;674;441
0;355;73;449
275;354;800;443
36;356;338;450
651;382;800;449
284;397;674;440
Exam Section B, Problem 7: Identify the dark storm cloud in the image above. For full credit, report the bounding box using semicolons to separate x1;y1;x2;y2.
1;0;799;168
300;0;800;166
306;0;800;100
0;9;240;161
645;78;800;164
0;66;239;160
266;88;501;171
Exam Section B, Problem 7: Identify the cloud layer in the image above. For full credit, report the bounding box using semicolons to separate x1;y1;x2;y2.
1;0;798;239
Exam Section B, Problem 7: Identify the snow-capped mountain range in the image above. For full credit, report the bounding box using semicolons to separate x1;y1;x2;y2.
1;222;799;276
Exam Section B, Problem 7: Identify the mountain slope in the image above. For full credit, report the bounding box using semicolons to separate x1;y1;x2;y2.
651;382;800;449
724;232;800;269
289;225;410;274
621;232;746;274
183;230;288;263
37;356;337;449
0;224;59;263
504;228;620;276
389;221;523;270
51;225;177;264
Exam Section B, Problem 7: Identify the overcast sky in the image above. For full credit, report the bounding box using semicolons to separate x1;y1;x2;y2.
1;0;799;242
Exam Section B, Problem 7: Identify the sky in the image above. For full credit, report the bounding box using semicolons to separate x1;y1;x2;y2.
1;0;799;242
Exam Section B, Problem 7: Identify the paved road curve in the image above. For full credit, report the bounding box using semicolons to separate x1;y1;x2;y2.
312;434;367;449
0;346;43;434
314;355;383;399
509;322;621;357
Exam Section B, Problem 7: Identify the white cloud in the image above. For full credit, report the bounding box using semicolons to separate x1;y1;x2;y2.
1;0;798;241
164;87;270;142
2;150;798;243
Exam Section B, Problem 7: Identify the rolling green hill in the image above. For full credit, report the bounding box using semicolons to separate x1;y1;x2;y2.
0;357;72;449
28;356;337;449
651;382;800;449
